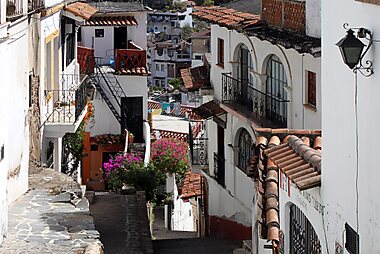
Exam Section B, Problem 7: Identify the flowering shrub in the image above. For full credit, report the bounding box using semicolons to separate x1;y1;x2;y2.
151;138;189;175
103;153;165;201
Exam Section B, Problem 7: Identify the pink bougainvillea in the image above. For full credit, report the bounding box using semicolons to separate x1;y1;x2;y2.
151;138;189;175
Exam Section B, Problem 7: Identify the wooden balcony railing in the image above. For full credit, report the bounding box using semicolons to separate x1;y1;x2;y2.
114;49;147;72
77;46;95;74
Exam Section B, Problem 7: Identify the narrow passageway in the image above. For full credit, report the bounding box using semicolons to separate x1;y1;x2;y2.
152;206;241;254
90;192;152;254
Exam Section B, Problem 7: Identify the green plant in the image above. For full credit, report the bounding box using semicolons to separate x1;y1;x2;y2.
169;78;183;90
104;154;165;201
181;23;194;41
203;0;214;6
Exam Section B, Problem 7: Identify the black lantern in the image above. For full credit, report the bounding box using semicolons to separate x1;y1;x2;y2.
336;29;365;69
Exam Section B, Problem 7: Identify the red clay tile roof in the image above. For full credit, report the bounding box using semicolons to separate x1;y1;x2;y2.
192;6;260;30
85;16;138;26
181;171;203;199
193;100;226;119
92;134;124;145
151;129;188;142
249;129;322;253
180;65;210;91
64;2;98;20
118;67;149;76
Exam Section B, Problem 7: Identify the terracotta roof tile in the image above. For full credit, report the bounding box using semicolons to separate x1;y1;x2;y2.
151;129;188;142
64;2;97;20
192;6;260;30
193;100;226;119
92;134;124;145
85;16;138;26
181;172;203;199
119;67;149;76
251;129;322;250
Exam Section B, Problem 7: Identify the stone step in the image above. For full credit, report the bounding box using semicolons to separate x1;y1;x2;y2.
233;248;250;254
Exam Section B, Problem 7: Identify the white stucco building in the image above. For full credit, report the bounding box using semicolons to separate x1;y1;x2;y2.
322;0;380;253
77;2;150;189
0;0;31;244
192;0;322;244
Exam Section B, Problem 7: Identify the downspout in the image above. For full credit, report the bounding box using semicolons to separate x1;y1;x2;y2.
301;53;305;129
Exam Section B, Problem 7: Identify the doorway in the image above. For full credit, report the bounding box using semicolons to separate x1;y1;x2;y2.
121;97;143;143
114;27;128;50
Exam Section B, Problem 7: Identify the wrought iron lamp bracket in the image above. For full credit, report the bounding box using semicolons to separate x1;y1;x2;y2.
343;23;374;77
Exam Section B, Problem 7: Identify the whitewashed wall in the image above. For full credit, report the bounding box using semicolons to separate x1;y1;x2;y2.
322;1;380;253
81;12;148;63
210;25;321;129
0;22;9;245
306;0;321;38
6;19;30;204
171;175;196;232
88;75;147;136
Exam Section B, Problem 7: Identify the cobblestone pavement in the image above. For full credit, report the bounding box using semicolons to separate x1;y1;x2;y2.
90;192;152;254
0;166;103;254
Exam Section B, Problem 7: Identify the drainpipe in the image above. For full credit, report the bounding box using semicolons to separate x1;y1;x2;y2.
301;53;305;129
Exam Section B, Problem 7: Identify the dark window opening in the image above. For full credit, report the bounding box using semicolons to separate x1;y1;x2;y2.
307;71;316;108
237;129;253;173
217;38;224;67
95;29;104;38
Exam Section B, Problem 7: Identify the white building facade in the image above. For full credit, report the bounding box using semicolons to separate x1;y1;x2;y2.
0;0;31;244
192;1;322;243
322;0;380;253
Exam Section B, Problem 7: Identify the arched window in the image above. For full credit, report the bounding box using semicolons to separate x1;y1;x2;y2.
290;204;321;254
266;55;288;127
238;129;253;173
237;45;254;109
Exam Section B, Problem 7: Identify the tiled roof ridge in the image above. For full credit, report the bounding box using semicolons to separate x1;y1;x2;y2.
255;128;321;136
287;135;321;173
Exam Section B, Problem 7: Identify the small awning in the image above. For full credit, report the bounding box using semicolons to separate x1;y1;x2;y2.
64;2;97;20
193;100;226;119
85;16;138;26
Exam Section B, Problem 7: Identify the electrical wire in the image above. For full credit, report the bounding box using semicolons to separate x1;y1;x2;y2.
354;71;360;232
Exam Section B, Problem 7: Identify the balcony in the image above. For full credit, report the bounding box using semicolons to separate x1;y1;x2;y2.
28;0;44;12
6;0;23;20
114;49;148;75
191;138;208;166
213;152;225;187
77;46;95;75
43;74;89;137
221;73;289;128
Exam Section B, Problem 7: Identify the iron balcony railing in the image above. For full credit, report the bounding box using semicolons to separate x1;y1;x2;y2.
213;152;225;187
44;75;88;124
222;73;289;128
6;0;23;19
28;0;44;12
191;138;208;166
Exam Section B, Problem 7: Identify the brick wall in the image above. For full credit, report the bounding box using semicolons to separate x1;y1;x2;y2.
262;0;306;33
284;0;305;32
262;0;283;28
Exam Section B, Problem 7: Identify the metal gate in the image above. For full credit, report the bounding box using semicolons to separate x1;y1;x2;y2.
290;205;321;254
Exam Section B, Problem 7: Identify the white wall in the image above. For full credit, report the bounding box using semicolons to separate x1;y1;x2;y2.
204;115;254;227
5;18;29;205
88;75;148;136
0;22;9;245
322;1;380;253
171;175;196;231
81;12;148;63
306;0;321;38
210;25;321;129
